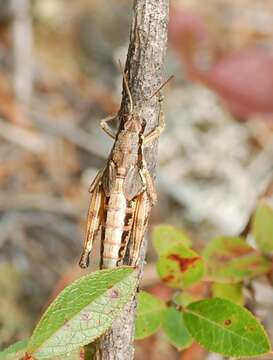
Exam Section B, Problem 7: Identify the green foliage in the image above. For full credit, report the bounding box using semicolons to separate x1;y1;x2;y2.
212;282;243;305
0;339;28;360
27;267;137;359
152;225;192;255
203;236;271;283
0;340;85;360
135;291;166;340
137;221;273;358
253;203;273;254
51;349;85;359
183;298;271;357
162;307;193;350
157;244;205;289
154;224;204;289
1;208;272;359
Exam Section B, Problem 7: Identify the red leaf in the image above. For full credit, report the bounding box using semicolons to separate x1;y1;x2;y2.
169;6;273;120
207;48;273;119
169;7;207;49
168;254;201;272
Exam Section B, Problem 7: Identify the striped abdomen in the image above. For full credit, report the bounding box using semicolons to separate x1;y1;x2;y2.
101;177;134;268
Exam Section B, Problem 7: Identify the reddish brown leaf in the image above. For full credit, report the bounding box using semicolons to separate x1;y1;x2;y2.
181;342;206;360
169;6;273;120
23;353;35;360
168;254;201;272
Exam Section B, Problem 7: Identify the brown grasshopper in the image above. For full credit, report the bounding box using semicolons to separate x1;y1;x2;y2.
79;71;170;269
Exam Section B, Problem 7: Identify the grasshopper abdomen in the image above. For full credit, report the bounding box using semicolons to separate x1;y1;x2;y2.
101;177;135;268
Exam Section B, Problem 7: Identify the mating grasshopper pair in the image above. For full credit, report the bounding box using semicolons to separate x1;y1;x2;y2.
79;70;169;269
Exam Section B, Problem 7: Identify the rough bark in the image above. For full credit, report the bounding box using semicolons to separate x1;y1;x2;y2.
94;0;169;359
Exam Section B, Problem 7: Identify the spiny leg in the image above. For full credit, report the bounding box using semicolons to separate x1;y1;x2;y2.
79;176;105;268
129;192;151;267
100;115;118;139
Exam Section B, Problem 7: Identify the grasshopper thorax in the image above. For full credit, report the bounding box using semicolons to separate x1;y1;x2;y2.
112;114;146;172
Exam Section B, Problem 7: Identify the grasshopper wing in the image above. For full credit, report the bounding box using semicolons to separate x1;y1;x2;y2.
79;171;105;268
130;191;151;266
123;166;145;201
102;160;117;196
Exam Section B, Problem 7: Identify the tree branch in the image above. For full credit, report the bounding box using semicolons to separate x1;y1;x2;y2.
11;0;33;106
94;0;169;359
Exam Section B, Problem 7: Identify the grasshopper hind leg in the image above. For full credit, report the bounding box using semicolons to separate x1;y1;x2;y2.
130;192;151;267
140;165;157;206
80;249;91;269
79;175;105;269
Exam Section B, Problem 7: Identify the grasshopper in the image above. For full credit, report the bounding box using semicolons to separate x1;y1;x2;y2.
79;70;169;269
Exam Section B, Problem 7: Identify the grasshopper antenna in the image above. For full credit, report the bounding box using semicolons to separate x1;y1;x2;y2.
118;60;133;114
147;75;174;101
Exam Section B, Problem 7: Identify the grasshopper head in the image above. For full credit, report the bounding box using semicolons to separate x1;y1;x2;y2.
123;114;146;134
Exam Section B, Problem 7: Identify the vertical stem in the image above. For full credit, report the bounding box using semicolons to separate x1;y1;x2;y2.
11;0;33;106
94;0;169;359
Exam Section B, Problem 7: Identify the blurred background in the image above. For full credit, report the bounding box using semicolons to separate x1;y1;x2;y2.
0;0;273;359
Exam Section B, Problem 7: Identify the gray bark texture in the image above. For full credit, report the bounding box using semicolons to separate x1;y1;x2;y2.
94;0;169;359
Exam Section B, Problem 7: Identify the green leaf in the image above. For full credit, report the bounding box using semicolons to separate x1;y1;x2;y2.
27;267;137;359
253;204;273;254
203;236;272;283
157;244;205;289
135;291;166;339
183;298;271;357
0;339;28;360
212;282;244;305
0;341;84;360
152;225;191;255
39;348;85;359
162;307;193;350
52;348;85;359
